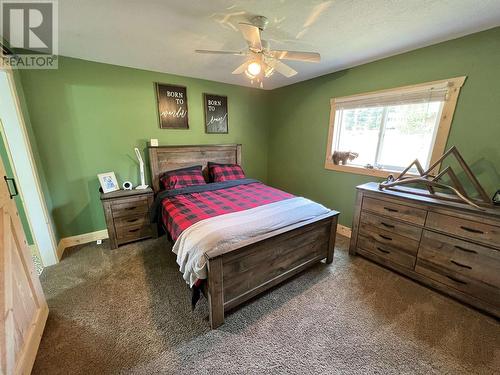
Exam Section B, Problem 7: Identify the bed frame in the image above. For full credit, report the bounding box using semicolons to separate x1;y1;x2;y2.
148;144;339;328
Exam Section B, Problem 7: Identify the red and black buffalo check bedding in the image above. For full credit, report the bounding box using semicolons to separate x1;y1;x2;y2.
160;165;206;190
161;181;293;240
208;162;246;182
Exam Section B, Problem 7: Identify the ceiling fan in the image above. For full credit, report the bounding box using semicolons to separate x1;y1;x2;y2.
195;15;320;87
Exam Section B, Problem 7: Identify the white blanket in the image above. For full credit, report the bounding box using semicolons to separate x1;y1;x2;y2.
172;197;331;286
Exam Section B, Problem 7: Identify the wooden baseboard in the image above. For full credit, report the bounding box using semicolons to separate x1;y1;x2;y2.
55;225;349;260
57;229;109;259
336;224;352;238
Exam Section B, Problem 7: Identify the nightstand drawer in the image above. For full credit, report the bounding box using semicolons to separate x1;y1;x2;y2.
101;188;155;249
426;212;500;247
116;223;152;245
114;213;150;229
112;197;149;218
362;197;426;225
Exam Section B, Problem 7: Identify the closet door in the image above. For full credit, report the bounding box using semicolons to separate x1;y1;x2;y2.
0;157;47;374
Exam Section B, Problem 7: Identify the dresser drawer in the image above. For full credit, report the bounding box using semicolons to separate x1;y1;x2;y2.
360;211;422;241
116;223;152;245
362;197;427;226
112;197;149;218
415;260;500;310
426;212;500;247
359;221;420;254
417;230;500;288
357;235;417;269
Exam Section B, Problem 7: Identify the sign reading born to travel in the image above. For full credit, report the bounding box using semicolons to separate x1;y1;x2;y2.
204;94;228;134
156;83;189;129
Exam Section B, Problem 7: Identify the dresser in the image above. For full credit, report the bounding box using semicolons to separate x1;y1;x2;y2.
100;188;156;249
350;182;500;318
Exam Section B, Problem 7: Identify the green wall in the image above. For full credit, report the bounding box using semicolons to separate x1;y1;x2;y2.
20;57;271;239
267;27;500;227
19;27;500;239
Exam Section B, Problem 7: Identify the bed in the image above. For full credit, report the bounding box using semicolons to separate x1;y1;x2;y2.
148;144;339;328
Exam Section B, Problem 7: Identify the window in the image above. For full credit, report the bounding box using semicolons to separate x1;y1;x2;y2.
325;77;466;178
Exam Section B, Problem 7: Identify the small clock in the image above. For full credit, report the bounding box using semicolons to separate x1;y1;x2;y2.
122;181;133;190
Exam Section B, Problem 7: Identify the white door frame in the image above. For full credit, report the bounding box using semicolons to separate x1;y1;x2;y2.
0;69;58;266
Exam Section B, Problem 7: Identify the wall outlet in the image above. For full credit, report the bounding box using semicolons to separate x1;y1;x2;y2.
150;138;159;147
96;239;102;245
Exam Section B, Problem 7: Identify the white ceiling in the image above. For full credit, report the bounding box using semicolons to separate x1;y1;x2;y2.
58;0;500;90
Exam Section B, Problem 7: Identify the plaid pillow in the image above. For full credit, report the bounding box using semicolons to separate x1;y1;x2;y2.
160;165;206;190
208;162;246;182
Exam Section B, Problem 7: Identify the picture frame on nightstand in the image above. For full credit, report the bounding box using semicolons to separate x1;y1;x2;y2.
98;172;119;193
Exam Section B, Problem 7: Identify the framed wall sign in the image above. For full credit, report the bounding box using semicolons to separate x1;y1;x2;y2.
204;93;228;134
155;83;189;129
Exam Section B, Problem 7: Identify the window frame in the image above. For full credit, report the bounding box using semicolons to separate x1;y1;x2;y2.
324;76;466;178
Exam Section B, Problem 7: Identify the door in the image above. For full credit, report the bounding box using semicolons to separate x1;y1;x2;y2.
0;157;48;374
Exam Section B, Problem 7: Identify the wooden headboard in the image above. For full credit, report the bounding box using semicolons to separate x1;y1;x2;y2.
148;144;242;192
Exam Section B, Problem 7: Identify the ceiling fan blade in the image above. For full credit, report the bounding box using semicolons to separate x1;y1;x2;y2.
266;59;297;78
270;50;320;62
232;61;248;75
195;49;244;55
238;23;262;51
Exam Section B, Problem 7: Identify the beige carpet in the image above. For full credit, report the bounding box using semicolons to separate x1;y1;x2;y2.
33;235;499;374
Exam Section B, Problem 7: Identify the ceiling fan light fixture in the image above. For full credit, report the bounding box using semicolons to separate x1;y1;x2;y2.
195;14;320;86
245;69;256;79
246;61;261;76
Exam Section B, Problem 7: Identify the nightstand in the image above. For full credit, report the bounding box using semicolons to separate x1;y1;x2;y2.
100;188;156;249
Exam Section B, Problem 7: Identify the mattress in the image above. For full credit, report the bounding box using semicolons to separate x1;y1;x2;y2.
152;179;294;240
173;197;332;286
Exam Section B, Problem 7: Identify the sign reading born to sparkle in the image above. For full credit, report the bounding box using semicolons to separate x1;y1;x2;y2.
155;83;189;129
204;94;228;134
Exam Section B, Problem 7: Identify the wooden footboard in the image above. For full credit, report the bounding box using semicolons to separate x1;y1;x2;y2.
205;212;339;328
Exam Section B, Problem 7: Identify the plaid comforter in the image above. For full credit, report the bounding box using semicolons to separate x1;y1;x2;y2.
160;181;293;240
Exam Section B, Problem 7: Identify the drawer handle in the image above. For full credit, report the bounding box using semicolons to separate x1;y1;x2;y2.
450;260;472;269
128;228;140;233
380;222;395;229
384;207;398;213
446;275;467;285
127;218;139;223
126;206;138;211
376;247;390;254
379;234;392;241
454;245;477;254
460;226;483;234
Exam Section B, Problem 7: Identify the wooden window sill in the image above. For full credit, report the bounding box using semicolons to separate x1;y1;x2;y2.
324;160;409;178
